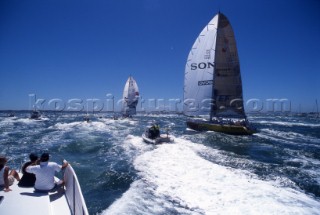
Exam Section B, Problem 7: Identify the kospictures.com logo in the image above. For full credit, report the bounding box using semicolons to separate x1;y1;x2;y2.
28;94;291;113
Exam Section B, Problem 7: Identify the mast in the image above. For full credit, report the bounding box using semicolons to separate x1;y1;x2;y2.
316;99;319;118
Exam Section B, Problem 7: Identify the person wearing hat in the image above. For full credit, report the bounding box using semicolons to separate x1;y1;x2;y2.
18;153;39;187
26;152;68;192
0;155;20;192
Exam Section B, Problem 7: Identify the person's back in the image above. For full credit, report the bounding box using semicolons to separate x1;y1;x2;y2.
26;153;65;191
18;153;38;187
29;162;60;191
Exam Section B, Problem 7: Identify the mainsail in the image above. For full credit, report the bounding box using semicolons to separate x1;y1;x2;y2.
122;76;139;116
184;12;246;119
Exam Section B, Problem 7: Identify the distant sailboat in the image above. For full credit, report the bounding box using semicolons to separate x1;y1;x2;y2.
84;101;92;122
122;76;139;117
183;12;256;135
296;104;307;117
83;114;90;123
316;99;319;118
7;112;15;117
30;95;41;120
30;110;41;120
309;99;319;118
30;106;41;120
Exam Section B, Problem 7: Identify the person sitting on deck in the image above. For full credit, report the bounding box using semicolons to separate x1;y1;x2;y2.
18;153;38;187
26;152;68;192
0;155;20;192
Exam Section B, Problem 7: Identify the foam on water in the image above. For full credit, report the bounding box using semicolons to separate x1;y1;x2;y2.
257;120;320;128
14;117;48;124
120;135;156;161
256;128;320;148
103;138;320;215
0;117;17;126
53;121;110;132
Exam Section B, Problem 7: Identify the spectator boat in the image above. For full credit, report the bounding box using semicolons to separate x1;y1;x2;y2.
0;162;89;215
142;126;174;144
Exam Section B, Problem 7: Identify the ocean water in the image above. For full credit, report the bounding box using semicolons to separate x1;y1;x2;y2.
0;111;320;214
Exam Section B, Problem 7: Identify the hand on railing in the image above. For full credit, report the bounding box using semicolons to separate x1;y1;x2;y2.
62;159;69;169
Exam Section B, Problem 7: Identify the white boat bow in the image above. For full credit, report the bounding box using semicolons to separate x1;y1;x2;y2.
0;163;89;215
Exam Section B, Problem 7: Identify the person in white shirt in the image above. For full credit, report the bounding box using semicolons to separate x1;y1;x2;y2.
26;152;68;191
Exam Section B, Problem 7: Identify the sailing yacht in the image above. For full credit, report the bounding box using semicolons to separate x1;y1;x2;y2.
309;99;319;118
122;76;139;117
183;12;256;135
30;110;41;120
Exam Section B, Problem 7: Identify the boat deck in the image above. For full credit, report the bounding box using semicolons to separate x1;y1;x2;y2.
0;175;71;215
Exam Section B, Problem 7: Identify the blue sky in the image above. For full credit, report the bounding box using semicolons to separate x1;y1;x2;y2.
0;0;319;112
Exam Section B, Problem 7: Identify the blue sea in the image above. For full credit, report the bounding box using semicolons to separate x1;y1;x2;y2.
1;111;320;214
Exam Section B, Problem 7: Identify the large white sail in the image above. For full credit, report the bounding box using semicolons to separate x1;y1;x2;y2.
183;14;219;117
122;76;139;116
183;12;245;119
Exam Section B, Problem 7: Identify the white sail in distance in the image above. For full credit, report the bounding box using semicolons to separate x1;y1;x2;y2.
122;76;139;116
183;12;245;119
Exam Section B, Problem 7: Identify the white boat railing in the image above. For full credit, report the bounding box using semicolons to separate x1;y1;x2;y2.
64;164;89;215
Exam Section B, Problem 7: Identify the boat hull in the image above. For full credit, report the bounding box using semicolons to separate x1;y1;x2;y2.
142;133;174;144
186;120;256;135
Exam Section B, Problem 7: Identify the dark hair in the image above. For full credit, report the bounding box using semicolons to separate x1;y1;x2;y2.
29;153;38;162
40;153;49;162
0;156;8;169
